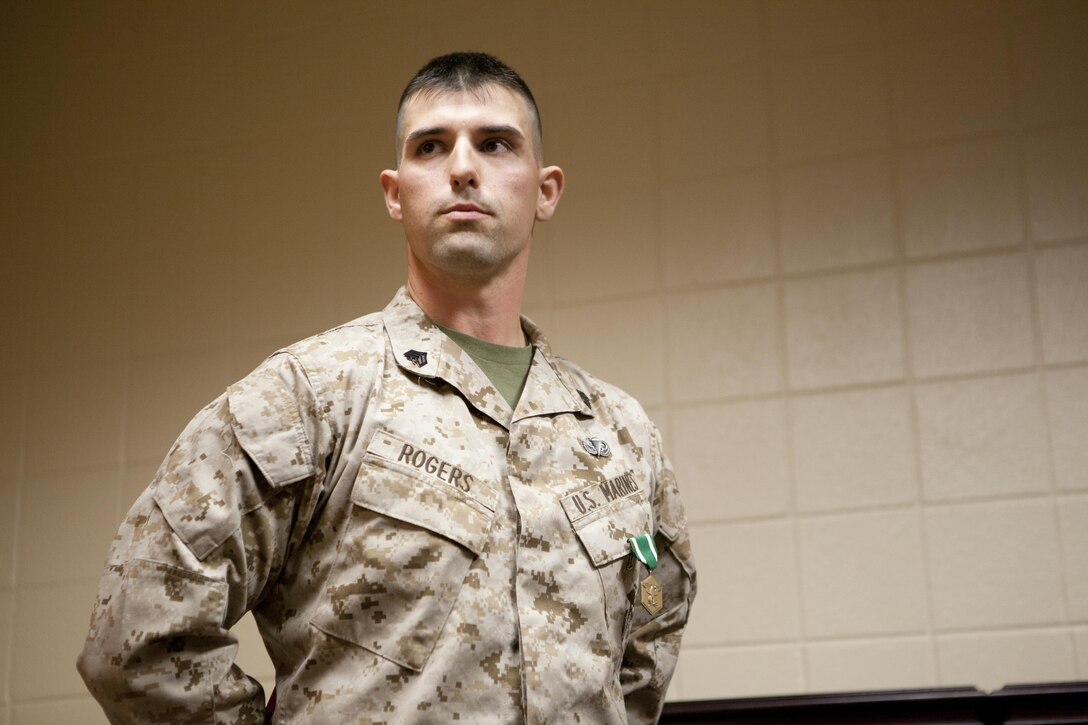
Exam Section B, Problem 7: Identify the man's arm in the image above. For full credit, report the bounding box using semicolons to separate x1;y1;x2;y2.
77;354;326;723
621;426;697;724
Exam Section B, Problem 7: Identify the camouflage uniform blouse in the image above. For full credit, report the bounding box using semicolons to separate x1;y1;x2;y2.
77;288;697;724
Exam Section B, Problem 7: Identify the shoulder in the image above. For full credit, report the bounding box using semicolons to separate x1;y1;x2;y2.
243;312;388;393
284;311;386;369
550;354;663;453
228;312;389;433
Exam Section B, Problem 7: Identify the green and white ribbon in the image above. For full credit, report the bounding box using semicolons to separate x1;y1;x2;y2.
627;534;658;571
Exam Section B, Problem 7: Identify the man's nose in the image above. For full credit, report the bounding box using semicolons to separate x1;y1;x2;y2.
449;142;479;190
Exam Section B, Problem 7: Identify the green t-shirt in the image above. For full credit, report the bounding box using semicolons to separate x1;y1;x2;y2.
436;324;534;409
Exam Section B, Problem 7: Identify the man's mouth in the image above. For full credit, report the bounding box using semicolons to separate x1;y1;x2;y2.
442;203;490;221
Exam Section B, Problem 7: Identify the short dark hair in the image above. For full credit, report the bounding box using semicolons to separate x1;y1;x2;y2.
394;52;542;162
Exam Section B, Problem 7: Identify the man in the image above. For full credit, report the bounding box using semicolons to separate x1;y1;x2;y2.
78;52;696;724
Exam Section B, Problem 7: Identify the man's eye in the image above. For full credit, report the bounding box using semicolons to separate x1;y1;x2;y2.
418;140;440;155
482;139;510;153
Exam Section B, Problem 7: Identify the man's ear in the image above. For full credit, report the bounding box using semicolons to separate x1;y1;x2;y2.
380;169;402;221
535;165;564;222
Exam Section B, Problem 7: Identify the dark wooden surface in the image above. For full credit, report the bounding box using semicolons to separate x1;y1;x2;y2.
659;681;1088;724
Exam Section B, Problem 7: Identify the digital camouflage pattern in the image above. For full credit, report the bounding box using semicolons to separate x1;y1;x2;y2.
78;288;696;723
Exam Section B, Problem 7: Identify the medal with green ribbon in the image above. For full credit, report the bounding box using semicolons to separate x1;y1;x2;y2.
628;534;664;615
627;534;658;570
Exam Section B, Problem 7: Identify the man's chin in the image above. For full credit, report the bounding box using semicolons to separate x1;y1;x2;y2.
432;234;502;260
430;246;519;281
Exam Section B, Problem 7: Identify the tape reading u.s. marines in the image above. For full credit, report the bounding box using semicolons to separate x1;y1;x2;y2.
568;471;641;517
397;441;474;492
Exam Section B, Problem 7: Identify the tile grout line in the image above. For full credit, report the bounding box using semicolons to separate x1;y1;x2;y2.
757;0;811;694
2;367;28;711
1006;1;1076;645
877;0;944;683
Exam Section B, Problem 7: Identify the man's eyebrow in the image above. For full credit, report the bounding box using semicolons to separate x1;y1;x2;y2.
405;126;446;144
479;125;524;139
404;125;526;144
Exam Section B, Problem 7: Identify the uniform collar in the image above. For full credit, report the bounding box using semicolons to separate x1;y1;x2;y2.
382;287;593;429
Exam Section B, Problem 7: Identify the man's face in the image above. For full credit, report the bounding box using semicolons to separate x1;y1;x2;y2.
380;85;562;284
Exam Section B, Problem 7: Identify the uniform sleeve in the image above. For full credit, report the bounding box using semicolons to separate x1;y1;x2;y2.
76;353;328;724
621;424;697;724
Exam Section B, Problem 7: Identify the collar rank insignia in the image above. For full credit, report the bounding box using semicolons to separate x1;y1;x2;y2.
582;437;611;458
404;349;428;368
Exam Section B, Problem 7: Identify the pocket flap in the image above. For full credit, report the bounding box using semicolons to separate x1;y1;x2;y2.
565;490;651;568
351;456;498;556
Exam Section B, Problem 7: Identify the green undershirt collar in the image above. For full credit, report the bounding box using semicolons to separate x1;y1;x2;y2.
436;323;534;409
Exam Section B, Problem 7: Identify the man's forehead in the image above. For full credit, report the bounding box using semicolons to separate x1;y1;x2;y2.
400;85;534;131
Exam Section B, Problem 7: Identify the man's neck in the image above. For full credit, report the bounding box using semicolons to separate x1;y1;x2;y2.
405;263;528;347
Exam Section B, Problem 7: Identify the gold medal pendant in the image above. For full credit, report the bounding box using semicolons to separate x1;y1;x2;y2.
640;573;663;615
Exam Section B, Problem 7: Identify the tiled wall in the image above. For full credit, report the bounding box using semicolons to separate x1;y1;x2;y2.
1;1;1086;722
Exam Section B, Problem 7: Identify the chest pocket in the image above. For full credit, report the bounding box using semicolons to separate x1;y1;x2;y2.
563;480;653;650
311;430;498;671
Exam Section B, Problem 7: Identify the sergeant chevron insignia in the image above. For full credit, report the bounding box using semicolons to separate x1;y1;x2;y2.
404;349;428;368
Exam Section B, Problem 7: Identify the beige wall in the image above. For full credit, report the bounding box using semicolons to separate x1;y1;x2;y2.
2;1;1088;721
